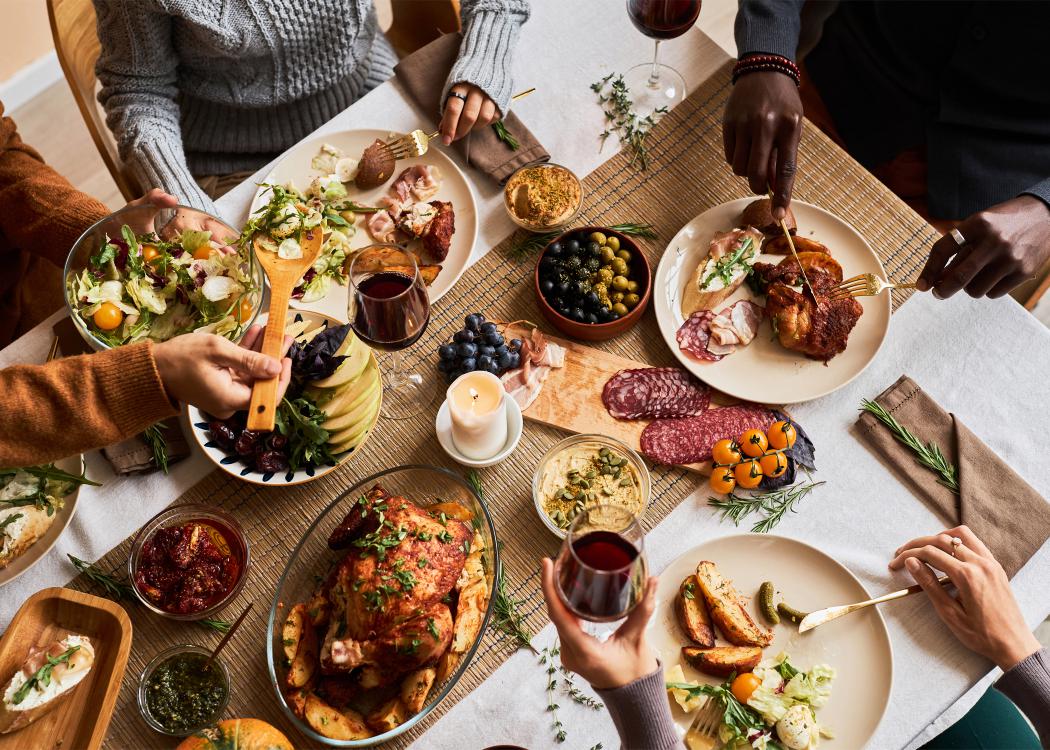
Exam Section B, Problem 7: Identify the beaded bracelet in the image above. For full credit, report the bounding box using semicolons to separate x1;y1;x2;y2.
732;54;801;86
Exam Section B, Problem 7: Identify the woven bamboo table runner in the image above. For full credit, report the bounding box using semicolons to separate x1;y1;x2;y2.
75;60;938;748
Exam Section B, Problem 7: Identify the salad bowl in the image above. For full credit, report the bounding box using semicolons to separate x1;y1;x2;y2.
267;465;499;747
64;203;263;351
188;310;383;486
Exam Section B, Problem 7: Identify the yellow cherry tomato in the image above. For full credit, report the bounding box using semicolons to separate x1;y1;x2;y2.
234;297;253;322
192;245;214;261
759;450;788;478
740;429;769;458
92;301;124;331
709;466;736;494
711;439;742;466
731;672;761;704
768;420;797;450
734;459;764;489
141;243;161;264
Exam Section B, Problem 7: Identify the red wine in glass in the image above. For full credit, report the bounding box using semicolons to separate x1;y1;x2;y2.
627;0;702;39
352;271;430;351
558;530;641;621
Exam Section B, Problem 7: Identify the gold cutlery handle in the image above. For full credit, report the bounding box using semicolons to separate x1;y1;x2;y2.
798;576;950;632
892;281;919;290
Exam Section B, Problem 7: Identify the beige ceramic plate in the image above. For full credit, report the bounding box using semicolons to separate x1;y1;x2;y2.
0;455;84;586
648;534;892;748
250;128;479;318
653;199;891;403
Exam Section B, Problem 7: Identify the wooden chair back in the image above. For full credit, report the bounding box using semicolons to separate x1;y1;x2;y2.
47;0;141;201
385;0;461;57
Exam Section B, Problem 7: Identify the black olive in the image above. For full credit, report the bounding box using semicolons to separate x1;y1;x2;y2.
586;312;599;324
570;307;586;321
597;307;613;322
575;280;590;295
556;281;571;297
587;241;601;256
549;295;564;309
566;239;580;254
547;241;563;258
584;291;600;309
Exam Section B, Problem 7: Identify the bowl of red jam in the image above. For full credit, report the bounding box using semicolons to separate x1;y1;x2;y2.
128;505;249;620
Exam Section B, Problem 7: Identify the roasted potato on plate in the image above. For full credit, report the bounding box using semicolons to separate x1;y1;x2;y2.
675;576;715;648
305;693;373;740
435;649;460;684
343;248;440;285
451;579;487;654
694;561;773;647
285;605;319;688
777;251;843;282
400;667;437;714
762;234;830;256
366;696;409;733
282;603;307;661
682;645;762;677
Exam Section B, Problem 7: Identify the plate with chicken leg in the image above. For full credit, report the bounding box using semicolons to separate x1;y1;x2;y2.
653;198;890;404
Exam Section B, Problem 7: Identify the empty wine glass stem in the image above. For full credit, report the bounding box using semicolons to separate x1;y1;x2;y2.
648;41;662;88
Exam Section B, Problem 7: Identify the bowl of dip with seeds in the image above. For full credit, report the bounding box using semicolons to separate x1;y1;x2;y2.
504;162;583;231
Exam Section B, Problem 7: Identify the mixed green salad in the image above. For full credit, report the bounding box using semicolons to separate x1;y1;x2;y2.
69;225;257;346
669;653;835;750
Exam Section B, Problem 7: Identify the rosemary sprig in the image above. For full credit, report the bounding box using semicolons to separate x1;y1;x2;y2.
708;480;825;533
143;423;169;474
606;222;657;239
200;617;232;633
860;399;960;494
541;646;567;743
491;121;520;150
592;73;667;170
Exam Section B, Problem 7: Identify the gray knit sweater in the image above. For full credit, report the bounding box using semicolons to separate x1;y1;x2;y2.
93;0;530;213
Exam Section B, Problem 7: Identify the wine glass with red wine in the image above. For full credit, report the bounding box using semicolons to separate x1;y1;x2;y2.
625;0;702;116
556;504;647;625
348;245;432;419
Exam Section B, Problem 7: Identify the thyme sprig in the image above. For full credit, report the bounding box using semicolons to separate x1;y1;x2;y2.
860;399;960;494
560;665;603;709
709;480;825;533
143;423;169;474
592;73;667;170
541;646;567;743
492;121;520;150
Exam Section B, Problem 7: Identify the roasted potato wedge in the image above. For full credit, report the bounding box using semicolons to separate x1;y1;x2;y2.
682;645;762;677
428;501;475;522
762;234;830;256
674;576;715;648
358;665;383;689
694;561;773;647
286;687;310;719
740;197;795;235
400;667;437;714
305;590;331;629
305;693;373;740
282;603;307;661
776;251;843;282
435;649;461;684
366;696;409;733
343;249;440;286
451;579;487;653
287;612;319;689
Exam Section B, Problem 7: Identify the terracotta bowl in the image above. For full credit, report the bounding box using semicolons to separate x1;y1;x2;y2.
533;226;652;342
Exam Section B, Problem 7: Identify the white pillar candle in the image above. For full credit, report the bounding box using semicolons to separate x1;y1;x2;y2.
447;371;508;460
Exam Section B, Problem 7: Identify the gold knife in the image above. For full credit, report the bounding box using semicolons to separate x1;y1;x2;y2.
797;576;951;633
764;188;815;300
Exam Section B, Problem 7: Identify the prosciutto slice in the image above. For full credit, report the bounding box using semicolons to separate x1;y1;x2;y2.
366;210;398;243
501;326;565;410
392;165;441;203
707;300;763;356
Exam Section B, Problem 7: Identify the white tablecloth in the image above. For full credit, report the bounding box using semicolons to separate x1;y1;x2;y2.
2;2;1048;748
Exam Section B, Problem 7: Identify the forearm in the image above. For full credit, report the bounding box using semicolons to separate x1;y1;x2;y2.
995;647;1050;746
0;343;177;468
1021;176;1050;209
594;666;684;750
735;0;806;60
443;0;531;117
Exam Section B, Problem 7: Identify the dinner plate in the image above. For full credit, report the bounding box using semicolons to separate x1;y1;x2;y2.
648;533;892;748
653;199;891;403
0;455;84;586
250;128;479;318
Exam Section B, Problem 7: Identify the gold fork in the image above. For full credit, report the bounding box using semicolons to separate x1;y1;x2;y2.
828;272;919;300
685;697;724;750
381;87;537;160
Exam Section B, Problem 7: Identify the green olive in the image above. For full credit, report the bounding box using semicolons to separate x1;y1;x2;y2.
611;291;625;303
624;292;641;308
588;231;607;245
626;280;639;293
616;249;632;262
606;236;620;251
611;258;628;275
593;281;608;295
600;246;616;263
611;275;629;291
597;267;614;285
612;302;629;316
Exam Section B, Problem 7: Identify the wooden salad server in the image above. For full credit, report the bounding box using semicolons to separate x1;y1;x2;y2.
797;575;951;633
246;228;323;431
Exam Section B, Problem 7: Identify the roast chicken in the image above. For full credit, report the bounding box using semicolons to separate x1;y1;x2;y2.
320;485;471;677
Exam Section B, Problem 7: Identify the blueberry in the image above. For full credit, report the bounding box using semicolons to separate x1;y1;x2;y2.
438;343;457;360
480;322;498;336
485;332;505;347
509;338;522;351
458;341;478;358
454;329;475;344
584;291;600;309
571;307;586;322
477;354;494;370
566;239;580;254
479;344;496;357
547;241;563;258
540;278;554;295
586;312;599;324
461;357;477;371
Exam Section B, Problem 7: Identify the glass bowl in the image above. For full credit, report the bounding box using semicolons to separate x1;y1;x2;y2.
503;162;584;231
532;434;652;539
63;203;262;351
267;465;500;747
128;504;250;621
137;643;231;736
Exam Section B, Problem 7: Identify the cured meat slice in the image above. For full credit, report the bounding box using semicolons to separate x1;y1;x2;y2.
707;300;764;354
676;311;722;362
602;368;711;420
639;405;777;465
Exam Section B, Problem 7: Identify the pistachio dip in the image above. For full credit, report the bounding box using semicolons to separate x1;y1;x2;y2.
539;444;642;530
505;164;582;230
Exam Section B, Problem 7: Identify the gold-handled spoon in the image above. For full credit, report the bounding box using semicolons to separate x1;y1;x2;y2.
247;229;323;431
798;576;951;633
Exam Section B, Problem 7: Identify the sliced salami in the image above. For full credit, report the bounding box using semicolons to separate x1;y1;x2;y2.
602;367;711;420
639;404;777;465
676;311;722;361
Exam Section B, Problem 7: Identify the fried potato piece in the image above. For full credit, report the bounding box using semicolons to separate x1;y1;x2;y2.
674;576;715;648
343;248;441;285
740;197;796;235
762;235;830;256
777;251;843;282
451;579;487;653
682;646;762;677
285;687;310;719
282;604;306;661
694;561;773;647
306;590;331;628
366;697;409;733
287;610;319;689
305;693;373;740
400;667;437;714
428;501;475;522
435;649;461;683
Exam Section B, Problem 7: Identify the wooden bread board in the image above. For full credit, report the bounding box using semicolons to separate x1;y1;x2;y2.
523;335;741;474
0;588;132;750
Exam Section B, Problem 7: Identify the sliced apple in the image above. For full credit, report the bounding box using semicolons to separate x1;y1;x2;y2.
311;359;377;413
323;373;380;431
329;395;380;453
314;335;370;389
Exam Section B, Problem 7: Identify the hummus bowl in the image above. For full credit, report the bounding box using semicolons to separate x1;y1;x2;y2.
532;434;651;539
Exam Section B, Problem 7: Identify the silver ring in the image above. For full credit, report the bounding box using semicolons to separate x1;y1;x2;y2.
950;228;966;246
950;537;963;557
447;91;468;103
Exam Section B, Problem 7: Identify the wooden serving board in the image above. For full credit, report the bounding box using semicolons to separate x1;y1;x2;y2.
0;588;132;750
522;335;741;475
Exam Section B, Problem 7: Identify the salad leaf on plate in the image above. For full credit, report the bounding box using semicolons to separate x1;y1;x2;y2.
289;323;351;382
275;397;337;471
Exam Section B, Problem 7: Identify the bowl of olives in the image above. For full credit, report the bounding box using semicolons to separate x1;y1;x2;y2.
534;227;651;341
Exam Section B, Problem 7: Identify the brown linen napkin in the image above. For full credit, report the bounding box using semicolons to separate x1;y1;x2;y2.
855;375;1050;577
395;32;550;183
53;317;190;475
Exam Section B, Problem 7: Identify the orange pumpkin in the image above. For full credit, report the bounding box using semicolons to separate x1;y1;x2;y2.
176;718;294;750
